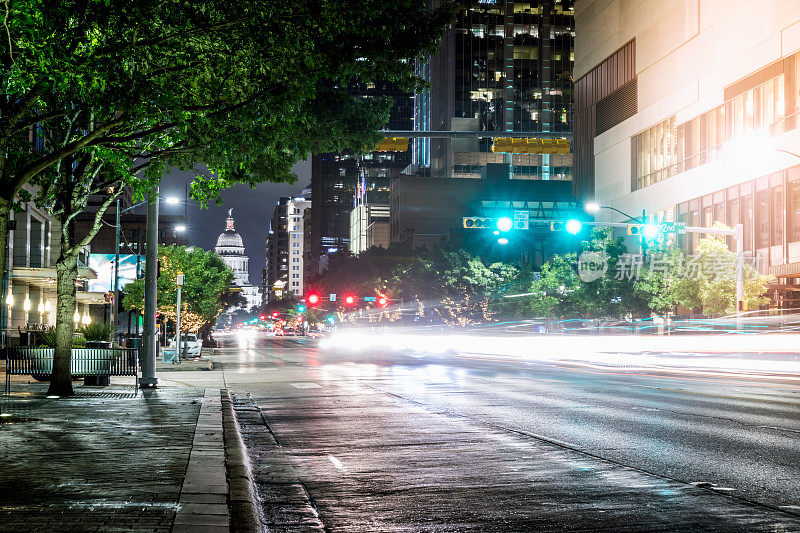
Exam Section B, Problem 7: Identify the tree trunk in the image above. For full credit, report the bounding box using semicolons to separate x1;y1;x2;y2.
0;200;10;299
48;253;79;397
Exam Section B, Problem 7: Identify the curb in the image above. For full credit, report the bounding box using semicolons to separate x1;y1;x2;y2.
221;388;264;533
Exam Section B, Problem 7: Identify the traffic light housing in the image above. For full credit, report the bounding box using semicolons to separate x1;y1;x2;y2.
463;217;494;229
628;224;660;238
550;219;583;234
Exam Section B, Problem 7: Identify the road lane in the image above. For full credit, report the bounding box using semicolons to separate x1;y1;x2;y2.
216;335;800;531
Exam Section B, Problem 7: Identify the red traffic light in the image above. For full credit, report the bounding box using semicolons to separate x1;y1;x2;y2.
271;311;279;318
259;314;266;321
307;293;320;305
377;296;388;306
344;295;355;305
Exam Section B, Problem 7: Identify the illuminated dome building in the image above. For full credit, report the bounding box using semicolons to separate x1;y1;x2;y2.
215;209;261;311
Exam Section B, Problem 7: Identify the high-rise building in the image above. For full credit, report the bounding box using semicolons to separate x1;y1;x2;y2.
266;196;310;300
310;83;413;273
286;197;311;296
214;210;261;311
266;197;289;301
413;0;575;181
349;175;392;254
574;1;800;307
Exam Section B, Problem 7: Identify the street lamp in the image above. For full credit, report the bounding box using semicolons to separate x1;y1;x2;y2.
174;224;187;233
110;192;180;388
583;202;643;222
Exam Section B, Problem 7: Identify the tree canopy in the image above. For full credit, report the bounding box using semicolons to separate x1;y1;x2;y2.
2;0;454;205
123;246;235;332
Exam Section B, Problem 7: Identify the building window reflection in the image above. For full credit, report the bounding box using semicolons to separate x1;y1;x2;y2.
633;64;793;191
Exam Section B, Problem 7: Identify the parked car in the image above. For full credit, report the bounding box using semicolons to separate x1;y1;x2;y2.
169;333;202;357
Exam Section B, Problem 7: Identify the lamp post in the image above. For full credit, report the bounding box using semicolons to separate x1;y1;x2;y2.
140;188;159;388
112;195;180;339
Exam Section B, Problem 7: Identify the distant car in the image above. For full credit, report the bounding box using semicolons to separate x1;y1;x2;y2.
169;333;202;357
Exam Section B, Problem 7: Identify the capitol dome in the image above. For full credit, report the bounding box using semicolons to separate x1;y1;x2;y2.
216;229;244;251
215;209;245;255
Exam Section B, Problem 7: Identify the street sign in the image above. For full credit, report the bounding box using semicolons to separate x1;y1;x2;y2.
659;221;687;235
364;296;376;302
176;272;184;286
329;293;336;301
514;210;529;230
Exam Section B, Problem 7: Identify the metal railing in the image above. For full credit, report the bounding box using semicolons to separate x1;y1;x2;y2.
4;347;139;395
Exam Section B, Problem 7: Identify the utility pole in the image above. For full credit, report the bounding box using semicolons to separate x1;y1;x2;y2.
140;188;159;388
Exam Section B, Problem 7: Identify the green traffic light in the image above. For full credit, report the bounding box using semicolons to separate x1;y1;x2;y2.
565;219;582;235
642;224;660;239
298;305;306;313
496;216;513;232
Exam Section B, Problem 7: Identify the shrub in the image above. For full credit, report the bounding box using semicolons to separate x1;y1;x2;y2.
79;322;111;342
39;327;56;348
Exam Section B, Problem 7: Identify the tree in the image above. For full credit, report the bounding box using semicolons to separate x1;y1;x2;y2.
5;0;453;395
313;246;519;325
522;229;676;320
671;233;773;315
123;246;235;335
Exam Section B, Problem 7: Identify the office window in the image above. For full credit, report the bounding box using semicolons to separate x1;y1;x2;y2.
789;170;800;243
773;185;784;246
633;71;789;191
756;188;770;248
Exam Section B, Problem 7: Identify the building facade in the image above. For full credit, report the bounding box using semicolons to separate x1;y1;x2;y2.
266;196;310;300
2;188;101;344
575;0;800;307
413;0;575;181
310;83;413;273
286;198;311;297
215;210;261;311
266;198;289;301
349;176;392;254
392;164;580;265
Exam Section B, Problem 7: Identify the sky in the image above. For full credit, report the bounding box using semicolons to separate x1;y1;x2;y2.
155;159;311;285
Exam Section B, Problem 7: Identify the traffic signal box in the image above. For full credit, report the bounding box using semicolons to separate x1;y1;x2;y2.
463;217;495;229
373;137;409;152
492;138;570;155
627;225;644;236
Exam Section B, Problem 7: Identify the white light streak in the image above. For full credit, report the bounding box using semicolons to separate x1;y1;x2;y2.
320;331;800;376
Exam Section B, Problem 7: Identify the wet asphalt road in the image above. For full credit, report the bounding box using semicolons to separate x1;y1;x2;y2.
216;334;800;532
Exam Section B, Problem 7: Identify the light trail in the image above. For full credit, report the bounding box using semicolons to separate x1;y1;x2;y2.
319;331;800;377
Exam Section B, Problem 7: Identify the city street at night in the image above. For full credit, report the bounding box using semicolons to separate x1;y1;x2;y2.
200;332;800;531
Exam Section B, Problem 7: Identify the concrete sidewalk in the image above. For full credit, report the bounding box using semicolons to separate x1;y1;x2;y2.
0;380;247;532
